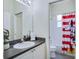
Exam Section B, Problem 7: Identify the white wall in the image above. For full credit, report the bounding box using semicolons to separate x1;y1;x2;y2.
33;0;49;59
3;12;10;30
33;0;49;38
3;0;14;40
49;0;75;47
3;0;14;13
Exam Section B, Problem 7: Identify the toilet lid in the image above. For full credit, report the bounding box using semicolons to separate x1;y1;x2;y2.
50;46;56;51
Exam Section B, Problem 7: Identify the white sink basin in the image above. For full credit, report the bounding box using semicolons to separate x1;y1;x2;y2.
13;41;35;49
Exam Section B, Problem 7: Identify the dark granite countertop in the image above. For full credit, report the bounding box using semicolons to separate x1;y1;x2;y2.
4;38;45;59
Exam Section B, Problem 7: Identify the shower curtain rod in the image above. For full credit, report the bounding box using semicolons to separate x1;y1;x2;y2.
49;0;64;4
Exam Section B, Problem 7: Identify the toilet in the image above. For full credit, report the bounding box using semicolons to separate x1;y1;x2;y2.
50;46;56;59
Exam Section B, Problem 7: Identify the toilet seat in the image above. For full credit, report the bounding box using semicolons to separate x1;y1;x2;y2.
50;46;56;58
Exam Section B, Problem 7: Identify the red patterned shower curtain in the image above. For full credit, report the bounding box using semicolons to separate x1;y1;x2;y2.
62;12;76;54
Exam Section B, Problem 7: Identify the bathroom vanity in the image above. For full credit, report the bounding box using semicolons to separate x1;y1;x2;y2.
4;38;46;59
14;43;45;59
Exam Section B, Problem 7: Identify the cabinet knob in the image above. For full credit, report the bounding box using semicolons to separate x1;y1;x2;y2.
31;49;35;52
31;51;33;52
31;49;34;52
33;49;35;51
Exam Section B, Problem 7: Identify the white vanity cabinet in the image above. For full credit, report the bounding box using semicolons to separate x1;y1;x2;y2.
33;43;45;59
14;49;33;59
14;43;45;59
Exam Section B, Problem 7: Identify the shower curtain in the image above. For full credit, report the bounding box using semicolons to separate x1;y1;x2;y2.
62;12;76;54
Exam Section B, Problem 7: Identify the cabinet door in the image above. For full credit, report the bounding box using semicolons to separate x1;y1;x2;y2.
34;43;45;59
14;50;33;59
